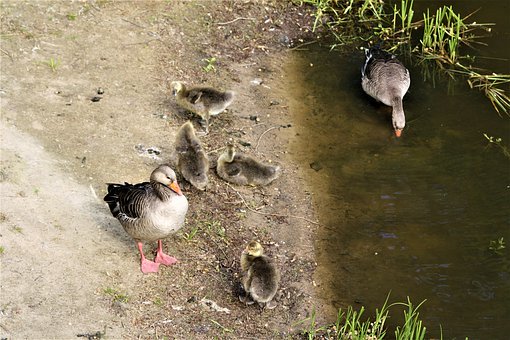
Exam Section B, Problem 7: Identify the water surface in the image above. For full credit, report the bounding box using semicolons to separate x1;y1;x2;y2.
287;2;510;338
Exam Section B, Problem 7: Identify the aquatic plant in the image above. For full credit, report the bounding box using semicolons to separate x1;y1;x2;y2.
455;68;510;115
393;298;427;340
484;134;510;157
488;237;505;255
392;0;415;39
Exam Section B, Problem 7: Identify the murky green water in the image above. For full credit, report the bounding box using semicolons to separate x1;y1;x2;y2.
288;1;510;338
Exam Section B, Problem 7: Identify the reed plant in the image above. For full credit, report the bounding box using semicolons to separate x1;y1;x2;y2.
420;6;490;65
448;64;510;115
484;134;510;158
393;298;427;340
392;0;415;37
358;0;385;22
297;295;432;339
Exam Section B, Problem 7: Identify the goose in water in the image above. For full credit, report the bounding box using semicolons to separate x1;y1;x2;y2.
361;47;410;137
171;81;235;134
104;165;188;273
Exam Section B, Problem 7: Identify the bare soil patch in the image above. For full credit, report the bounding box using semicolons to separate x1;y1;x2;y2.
0;1;325;338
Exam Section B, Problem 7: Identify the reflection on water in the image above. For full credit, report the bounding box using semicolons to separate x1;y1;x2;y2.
287;3;510;338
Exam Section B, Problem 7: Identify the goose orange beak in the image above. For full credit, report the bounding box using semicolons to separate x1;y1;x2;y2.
395;129;403;138
169;181;183;196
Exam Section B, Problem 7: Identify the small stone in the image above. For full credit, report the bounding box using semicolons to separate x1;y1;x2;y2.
97;87;104;95
309;161;323;172
91;96;102;102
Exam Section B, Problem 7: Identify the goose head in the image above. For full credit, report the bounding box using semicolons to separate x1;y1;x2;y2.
151;165;183;195
391;96;406;137
392;110;405;138
243;240;263;257
224;144;236;162
170;81;185;96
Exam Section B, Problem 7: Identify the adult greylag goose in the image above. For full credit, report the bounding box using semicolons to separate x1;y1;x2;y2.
104;164;188;274
240;240;280;309
216;144;280;186
361;47;410;137
171;81;235;134
175;121;209;191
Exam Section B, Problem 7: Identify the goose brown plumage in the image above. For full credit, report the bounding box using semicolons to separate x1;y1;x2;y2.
171;81;235;134
175;121;209;190
104;164;188;274
216;144;280;186
361;47;410;137
240;240;280;309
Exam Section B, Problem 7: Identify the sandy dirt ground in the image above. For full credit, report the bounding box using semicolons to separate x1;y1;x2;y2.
0;1;331;339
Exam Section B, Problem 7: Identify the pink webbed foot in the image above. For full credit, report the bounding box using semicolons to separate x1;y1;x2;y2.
155;240;178;266
141;258;160;274
155;251;178;266
137;241;160;274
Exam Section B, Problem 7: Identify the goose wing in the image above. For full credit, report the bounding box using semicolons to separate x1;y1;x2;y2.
362;47;399;78
225;162;242;177
104;182;152;219
187;89;203;104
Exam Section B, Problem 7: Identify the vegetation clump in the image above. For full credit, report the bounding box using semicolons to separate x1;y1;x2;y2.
297;296;435;339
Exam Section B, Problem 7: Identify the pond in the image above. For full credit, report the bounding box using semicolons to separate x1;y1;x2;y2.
287;1;510;338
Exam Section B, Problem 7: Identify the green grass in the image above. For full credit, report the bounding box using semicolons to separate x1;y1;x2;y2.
202;57;217;73
153;297;164;306
183;225;199;241
0;246;5;255
182;219;227;243
394;298;427;340
11;226;23;234
42;58;60;72
295;307;327;339
296;295;436;339
210;319;234;334
103;287;129;303
66;13;77;21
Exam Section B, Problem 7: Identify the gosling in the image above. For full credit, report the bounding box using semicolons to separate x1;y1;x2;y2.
175;121;209;190
171;81;234;134
240;240;280;309
216;144;280;186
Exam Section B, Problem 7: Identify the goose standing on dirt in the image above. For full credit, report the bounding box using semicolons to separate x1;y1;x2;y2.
216;144;280;186
104;165;188;274
171;81;235;134
240;240;280;309
175;121;209;190
361;47;410;137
